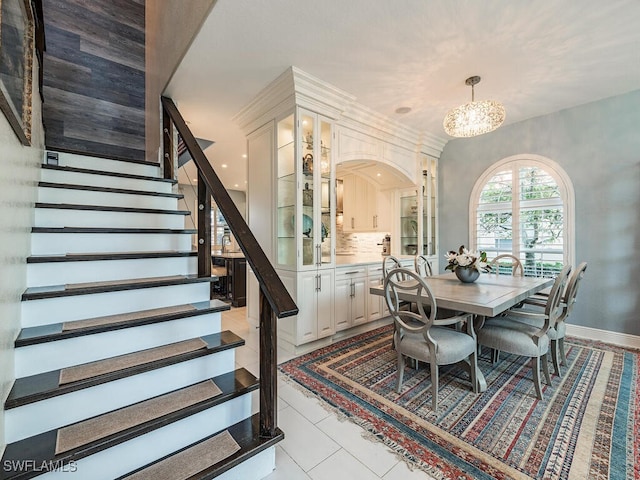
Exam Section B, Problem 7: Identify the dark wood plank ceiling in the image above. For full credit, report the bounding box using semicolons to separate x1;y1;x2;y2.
41;0;146;162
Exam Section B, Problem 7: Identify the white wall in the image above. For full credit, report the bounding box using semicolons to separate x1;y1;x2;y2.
0;63;45;451
439;90;640;337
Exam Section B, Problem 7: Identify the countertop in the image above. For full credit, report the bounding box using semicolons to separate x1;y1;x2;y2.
211;251;245;259
335;253;415;267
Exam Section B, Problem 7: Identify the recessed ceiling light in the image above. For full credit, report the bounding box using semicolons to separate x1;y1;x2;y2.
242;154;247;158
234;184;239;188
395;107;412;114
376;173;382;177
192;178;197;182
221;164;227;168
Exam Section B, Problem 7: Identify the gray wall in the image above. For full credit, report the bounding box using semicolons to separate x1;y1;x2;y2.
439;90;640;337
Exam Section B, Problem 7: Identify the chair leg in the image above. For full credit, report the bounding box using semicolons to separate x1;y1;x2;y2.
542;353;552;385
558;337;567;365
491;349;500;364
531;357;544;400
550;339;562;377
430;362;439;411
469;350;479;394
396;352;405;393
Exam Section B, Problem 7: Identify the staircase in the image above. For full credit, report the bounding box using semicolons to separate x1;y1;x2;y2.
1;152;281;479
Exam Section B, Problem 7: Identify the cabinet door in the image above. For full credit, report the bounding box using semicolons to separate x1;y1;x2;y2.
342;174;357;231
366;181;378;230
351;277;368;326
297;272;319;344
367;274;383;321
316;270;335;338
334;276;352;331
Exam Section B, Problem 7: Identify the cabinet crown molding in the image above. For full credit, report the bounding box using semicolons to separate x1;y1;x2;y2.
234;66;356;134
235;66;448;156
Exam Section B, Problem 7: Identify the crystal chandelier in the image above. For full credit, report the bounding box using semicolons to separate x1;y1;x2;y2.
443;76;505;137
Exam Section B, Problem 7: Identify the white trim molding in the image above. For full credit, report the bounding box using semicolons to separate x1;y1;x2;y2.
567;324;640;350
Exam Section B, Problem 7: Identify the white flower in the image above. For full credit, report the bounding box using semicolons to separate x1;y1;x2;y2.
456;254;473;267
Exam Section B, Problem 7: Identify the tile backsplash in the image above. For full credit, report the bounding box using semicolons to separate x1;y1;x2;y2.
335;215;388;254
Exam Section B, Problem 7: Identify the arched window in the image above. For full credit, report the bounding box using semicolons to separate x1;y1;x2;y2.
470;155;574;277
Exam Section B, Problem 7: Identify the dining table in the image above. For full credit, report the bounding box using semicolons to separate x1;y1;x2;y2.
369;271;555;392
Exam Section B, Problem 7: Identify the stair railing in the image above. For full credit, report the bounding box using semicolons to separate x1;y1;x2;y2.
161;96;298;439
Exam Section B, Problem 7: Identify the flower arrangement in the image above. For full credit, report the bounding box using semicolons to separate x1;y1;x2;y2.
445;245;491;272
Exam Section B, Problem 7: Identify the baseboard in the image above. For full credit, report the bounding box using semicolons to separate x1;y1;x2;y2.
567;324;640;350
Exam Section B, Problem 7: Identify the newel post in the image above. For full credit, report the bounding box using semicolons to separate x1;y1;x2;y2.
259;287;277;438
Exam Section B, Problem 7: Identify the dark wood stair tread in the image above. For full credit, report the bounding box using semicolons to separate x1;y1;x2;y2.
27;250;197;263
5;331;244;409
31;226;197;234
45;149;159;167
35;203;191;216
16;300;230;347
118;414;283;480
0;369;258;480
22;275;218;301
38;181;184;199
41;164;176;184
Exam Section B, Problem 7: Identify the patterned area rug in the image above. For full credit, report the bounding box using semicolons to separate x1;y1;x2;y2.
279;325;639;479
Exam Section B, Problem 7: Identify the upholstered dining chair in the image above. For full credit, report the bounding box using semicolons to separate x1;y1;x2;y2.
489;254;524;276
476;264;572;400
414;254;433;277
515;262;588;376
384;268;478;411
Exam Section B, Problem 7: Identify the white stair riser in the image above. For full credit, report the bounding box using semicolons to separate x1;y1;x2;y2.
15;312;222;377
35;208;187;229
22;282;211;326
31;231;193;254
41;169;173;194
51;152;161;177
217;447;276;480
27;257;197;287
5;350;237;443
38;187;181;210
39;395;252;480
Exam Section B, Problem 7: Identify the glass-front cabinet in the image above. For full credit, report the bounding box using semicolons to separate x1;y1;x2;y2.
422;156;438;256
399;190;419;255
276;108;334;271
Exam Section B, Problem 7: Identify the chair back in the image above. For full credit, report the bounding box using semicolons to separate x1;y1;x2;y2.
384;268;436;330
489;254;524;276
383;255;403;279
561;262;587;320
545;264;572;327
414;254;433;277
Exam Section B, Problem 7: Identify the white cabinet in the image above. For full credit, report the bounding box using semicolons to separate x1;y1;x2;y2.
278;269;335;346
342;174;385;232
335;267;367;330
298;270;335;342
366;265;386;322
276;109;334;271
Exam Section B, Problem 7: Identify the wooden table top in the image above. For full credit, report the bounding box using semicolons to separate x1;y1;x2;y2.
369;272;554;317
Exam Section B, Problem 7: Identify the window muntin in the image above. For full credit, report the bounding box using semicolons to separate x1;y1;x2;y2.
472;157;573;277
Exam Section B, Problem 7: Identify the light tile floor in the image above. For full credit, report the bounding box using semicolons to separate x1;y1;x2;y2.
221;307;435;480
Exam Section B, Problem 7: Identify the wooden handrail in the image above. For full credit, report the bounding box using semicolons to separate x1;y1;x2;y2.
161;96;297;439
161;96;298;319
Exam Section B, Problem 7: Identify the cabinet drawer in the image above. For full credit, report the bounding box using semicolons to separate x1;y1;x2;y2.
336;266;367;278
